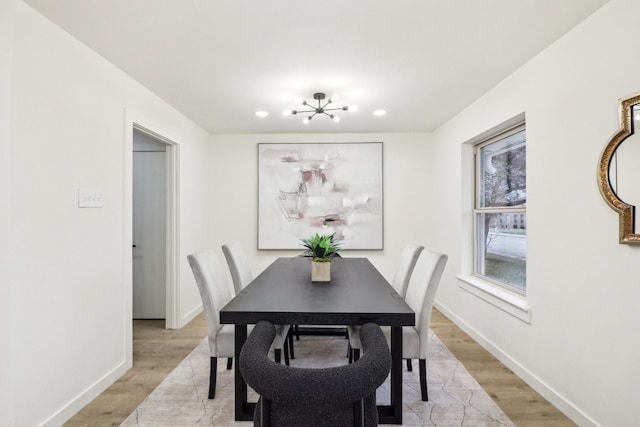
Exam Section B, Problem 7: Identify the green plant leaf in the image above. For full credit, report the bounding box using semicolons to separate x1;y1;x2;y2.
300;232;341;261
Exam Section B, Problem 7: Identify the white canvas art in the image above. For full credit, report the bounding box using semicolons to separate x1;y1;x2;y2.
258;142;383;249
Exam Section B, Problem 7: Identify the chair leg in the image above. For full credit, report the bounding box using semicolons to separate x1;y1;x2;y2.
283;340;290;366
261;396;272;427
208;357;217;399
353;348;361;362
274;348;282;364
295;324;300;340
226;357;233;370
406;358;412;372
353;398;364;427
288;326;295;359
419;359;428;401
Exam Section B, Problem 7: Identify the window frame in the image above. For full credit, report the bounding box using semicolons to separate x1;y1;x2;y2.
473;122;526;295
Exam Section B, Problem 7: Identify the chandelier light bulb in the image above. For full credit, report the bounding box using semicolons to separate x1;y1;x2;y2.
254;111;268;117
282;110;292;116
332;115;341;123
330;94;340;102
303;117;311;124
373;109;387;116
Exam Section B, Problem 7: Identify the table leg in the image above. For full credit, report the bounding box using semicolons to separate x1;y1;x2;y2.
391;325;403;423
378;325;403;424
234;324;253;421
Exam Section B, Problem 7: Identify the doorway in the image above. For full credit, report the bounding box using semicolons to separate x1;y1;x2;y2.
131;126;179;327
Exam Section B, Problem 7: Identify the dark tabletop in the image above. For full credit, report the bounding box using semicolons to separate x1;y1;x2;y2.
220;257;415;327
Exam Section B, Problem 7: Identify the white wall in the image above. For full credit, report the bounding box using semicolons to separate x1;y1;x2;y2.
430;1;639;426
4;2;213;426
209;133;433;281
1;0;15;424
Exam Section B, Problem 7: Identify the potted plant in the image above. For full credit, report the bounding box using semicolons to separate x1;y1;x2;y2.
301;233;341;282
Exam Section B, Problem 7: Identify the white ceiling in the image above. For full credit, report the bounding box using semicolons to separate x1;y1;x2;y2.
23;0;608;134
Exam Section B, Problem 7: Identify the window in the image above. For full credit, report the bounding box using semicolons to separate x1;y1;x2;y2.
474;124;526;293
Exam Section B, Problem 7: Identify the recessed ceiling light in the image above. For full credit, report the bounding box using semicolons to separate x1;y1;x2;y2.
373;110;387;116
254;111;268;118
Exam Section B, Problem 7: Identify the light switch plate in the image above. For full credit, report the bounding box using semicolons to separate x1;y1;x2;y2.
78;188;103;208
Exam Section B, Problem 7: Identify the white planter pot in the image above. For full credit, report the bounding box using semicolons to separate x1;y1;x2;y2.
311;261;331;282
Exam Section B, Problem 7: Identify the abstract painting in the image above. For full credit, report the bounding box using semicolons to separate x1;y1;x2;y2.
258;142;383;249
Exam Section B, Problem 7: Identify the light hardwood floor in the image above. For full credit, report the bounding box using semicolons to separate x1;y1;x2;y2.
63;309;576;426
429;310;576;427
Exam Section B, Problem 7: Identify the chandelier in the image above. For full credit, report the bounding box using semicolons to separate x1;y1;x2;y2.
284;92;351;124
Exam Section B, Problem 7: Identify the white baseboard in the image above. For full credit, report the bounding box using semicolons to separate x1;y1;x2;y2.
434;301;601;427
42;304;202;426
41;360;130;427
181;304;202;328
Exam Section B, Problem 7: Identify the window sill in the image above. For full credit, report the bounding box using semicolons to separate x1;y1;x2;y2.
457;275;531;323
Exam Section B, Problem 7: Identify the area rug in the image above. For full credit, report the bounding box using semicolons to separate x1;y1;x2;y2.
121;331;514;427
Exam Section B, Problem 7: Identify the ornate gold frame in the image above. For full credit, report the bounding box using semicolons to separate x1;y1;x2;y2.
597;93;640;244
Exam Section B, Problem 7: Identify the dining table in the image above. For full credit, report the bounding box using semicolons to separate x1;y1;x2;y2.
219;256;415;424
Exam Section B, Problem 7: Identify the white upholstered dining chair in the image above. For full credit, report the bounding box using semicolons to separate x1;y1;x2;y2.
346;243;423;357
347;248;448;401
221;241;254;294
390;243;424;297
222;241;295;359
187;249;292;399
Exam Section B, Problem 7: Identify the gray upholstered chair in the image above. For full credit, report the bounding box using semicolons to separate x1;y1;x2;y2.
222;242;295;360
240;320;391;427
221;241;253;294
391;243;424;297
187;249;291;399
347;248;448;401
347;243;423;358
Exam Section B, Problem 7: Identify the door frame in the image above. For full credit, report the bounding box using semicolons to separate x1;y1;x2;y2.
132;125;180;326
123;113;181;369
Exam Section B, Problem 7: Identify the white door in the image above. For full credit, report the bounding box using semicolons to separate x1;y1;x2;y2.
132;147;166;319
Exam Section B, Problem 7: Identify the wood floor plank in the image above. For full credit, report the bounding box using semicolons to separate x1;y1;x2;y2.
63;309;575;426
430;309;576;427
